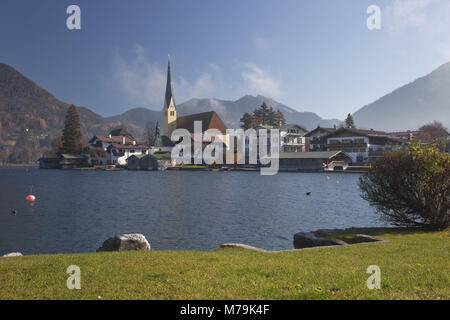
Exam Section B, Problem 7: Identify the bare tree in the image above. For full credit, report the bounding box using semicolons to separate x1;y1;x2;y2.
144;121;157;146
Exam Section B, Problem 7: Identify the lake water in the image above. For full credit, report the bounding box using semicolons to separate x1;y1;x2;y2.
0;167;386;255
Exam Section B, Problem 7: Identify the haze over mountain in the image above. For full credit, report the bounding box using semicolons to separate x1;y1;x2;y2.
108;95;341;133
353;62;450;132
0;62;138;162
176;95;341;130
2;59;450;163
0;62;339;162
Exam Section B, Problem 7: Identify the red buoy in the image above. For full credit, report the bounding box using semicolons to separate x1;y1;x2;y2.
26;195;36;201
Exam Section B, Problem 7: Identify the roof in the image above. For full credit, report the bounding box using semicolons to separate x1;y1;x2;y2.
127;153;171;160
325;128;405;144
108;128;133;138
277;151;351;160
108;143;149;150
152;153;172;160
60;154;89;159
176;111;227;134
280;124;308;132
127;154;147;160
152;135;175;147
89;135;134;144
304;126;337;137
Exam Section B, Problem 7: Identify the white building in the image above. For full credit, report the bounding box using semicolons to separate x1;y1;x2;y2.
89;128;149;166
325;128;404;163
280;124;308;152
304;126;337;151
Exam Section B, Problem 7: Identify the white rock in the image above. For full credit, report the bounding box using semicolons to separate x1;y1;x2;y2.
96;233;151;252
2;252;23;257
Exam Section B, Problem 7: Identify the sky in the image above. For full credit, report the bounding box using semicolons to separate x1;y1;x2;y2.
1;0;450;119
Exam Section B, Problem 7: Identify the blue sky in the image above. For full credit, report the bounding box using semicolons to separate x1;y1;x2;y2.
1;0;450;119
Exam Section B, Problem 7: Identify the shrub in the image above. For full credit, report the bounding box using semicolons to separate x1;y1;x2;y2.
359;142;449;230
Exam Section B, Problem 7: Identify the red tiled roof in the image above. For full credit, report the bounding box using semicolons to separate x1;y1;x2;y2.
176;111;227;134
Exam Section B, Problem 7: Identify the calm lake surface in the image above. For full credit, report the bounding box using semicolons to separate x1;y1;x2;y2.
0;166;387;254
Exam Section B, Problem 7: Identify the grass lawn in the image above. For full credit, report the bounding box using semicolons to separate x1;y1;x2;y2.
0;228;448;300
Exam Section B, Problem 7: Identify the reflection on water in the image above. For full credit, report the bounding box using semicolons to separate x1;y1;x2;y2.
0;167;385;254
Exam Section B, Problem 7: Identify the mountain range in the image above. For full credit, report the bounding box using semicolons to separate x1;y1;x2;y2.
1;61;449;162
354;62;450;131
108;95;342;133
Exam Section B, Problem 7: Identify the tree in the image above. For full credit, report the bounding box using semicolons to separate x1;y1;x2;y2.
8;131;33;164
359;141;449;230
240;113;254;130
240;102;286;129
44;136;63;157
274;110;286;126
345;113;355;128
145;121;157;146
59;105;85;154
418;121;449;143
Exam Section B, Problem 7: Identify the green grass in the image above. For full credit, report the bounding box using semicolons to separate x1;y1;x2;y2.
0;229;448;300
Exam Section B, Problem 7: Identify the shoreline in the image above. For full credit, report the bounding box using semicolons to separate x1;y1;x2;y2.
2;227;420;258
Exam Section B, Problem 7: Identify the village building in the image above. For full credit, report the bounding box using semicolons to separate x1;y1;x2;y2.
270;151;352;172
89;128;149;166
59;154;91;169
280;124;308;152
304;126;337;152
324;128;404;163
39;154;91;169
154;56;228;166
149;131;175;154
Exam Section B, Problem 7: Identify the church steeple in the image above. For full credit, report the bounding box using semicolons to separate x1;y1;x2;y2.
162;54;177;137
165;54;175;108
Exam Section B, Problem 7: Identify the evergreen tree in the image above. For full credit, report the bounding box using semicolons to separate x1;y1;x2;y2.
274;109;286;126
240;112;254;130
241;103;286;129
60;105;83;154
345;113;355;128
254;102;270;125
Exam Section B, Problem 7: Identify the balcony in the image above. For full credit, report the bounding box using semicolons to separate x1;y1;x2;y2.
327;143;367;149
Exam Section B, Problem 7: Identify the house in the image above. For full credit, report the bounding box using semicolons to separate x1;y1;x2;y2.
38;157;61;169
325;128;404;163
59;154;90;169
89;129;135;151
89;128;149;166
304;126;337;151
280;124;308;152
126;153;175;170
272;151;352;172
107;143;149;166
127;154;157;170
39;154;91;169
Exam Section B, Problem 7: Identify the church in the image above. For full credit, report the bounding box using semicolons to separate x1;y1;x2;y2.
156;56;228;152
